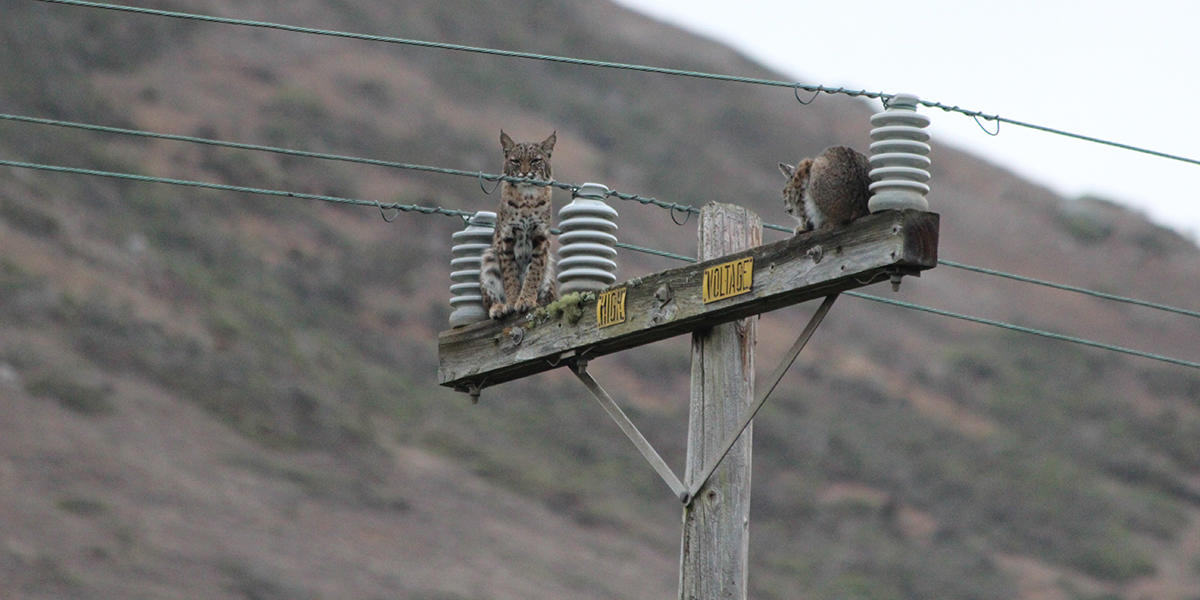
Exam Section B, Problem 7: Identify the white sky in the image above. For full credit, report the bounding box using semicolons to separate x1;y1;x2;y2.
613;0;1200;242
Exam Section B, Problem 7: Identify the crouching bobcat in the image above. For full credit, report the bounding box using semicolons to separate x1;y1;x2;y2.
778;145;871;234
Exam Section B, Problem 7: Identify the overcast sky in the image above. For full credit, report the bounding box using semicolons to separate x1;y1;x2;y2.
612;0;1200;242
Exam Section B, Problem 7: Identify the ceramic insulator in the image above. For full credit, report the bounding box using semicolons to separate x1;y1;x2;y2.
868;93;932;213
557;183;618;295
448;211;495;327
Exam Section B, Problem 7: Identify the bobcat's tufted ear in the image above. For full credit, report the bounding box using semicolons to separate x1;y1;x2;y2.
500;130;515;153
778;162;795;180
540;131;557;155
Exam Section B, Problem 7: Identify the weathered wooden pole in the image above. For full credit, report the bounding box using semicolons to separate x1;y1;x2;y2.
679;202;761;600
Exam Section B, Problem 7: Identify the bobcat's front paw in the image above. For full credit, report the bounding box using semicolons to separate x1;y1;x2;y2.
512;298;536;313
488;303;511;319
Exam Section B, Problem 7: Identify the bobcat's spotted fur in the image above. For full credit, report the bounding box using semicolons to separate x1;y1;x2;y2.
778;145;871;234
480;131;558;319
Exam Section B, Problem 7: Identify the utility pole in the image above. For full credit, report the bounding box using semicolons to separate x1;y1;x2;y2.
438;93;936;598
679;203;760;600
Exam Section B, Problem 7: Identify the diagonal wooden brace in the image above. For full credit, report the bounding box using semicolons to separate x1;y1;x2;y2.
572;362;690;503
686;294;838;502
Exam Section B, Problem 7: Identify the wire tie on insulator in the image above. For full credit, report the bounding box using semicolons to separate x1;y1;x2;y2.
794;84;819;105
973;114;1001;136
669;205;692;226
478;171;501;195
376;201;400;222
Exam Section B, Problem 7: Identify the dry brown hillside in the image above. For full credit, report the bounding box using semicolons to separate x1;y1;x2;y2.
1;1;1198;599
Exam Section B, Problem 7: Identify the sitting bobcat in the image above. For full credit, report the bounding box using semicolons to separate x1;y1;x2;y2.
778;145;871;234
480;130;559;319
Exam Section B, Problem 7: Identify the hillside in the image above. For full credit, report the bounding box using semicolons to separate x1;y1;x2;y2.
2;1;1199;599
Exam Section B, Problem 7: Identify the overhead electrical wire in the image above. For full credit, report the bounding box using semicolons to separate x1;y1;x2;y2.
935;259;1200;320
0;157;471;216
4;110;1197;321
671;218;1200;321
1;155;1196;371
0;113;570;191
34;0;1200;168
9;1;1200;369
845;292;1200;370
649;247;1199;368
603;243;1200;371
0;112;695;217
598;246;1200;370
0;157;681;263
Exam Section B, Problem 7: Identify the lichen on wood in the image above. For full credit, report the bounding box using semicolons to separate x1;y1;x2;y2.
526;291;596;327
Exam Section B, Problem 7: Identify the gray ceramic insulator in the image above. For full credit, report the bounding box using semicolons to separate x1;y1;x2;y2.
448;211;495;328
557;183;618;295
868;92;932;212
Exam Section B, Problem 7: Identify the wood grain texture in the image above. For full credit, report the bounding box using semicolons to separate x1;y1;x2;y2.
679;203;759;600
437;209;939;392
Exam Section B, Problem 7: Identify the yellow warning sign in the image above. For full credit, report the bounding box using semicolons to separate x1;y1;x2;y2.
702;256;754;303
596;287;627;328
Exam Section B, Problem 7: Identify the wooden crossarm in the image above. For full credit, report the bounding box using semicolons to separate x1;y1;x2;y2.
437;209;939;393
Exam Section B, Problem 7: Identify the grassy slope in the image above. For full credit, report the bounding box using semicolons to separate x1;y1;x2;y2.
1;1;1198;598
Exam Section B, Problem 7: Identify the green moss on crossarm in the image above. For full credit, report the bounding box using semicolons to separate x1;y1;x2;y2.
527;291;596;326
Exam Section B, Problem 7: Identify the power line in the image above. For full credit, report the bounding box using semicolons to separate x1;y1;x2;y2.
0;112;699;218
10;106;1194;321
0;112;573;190
3;156;1196;371
7;110;1194;323
650;235;1200;361
0;157;474;218
845;292;1200;371
36;0;1200;168
32;0;881;95
0;156;686;262
937;258;1200;320
612;242;695;264
0;113;725;265
765;223;1199;321
607;245;1199;371
536;236;1200;371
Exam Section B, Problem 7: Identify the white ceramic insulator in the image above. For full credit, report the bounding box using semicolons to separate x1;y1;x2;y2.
448;211;496;327
868;93;932;212
557;183;619;295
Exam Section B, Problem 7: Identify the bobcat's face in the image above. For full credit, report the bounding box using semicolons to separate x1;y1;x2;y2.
500;131;556;181
780;158;813;231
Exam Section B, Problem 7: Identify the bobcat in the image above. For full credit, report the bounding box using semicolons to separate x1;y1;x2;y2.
778;145;871;234
479;130;558;319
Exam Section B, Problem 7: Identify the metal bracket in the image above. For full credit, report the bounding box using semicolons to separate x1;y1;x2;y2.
571;360;690;504
686;294;838;503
